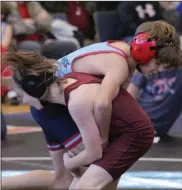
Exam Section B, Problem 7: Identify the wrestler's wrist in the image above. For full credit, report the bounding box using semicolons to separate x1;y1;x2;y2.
71;169;81;177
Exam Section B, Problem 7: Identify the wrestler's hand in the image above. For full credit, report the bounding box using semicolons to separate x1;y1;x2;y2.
63;153;80;175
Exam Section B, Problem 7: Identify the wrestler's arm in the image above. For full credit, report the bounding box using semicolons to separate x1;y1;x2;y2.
95;57;129;101
93;57;129;142
65;89;102;171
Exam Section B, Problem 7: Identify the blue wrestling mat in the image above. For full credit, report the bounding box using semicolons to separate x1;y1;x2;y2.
2;171;182;189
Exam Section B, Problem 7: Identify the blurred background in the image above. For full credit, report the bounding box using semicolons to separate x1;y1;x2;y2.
1;1;182;189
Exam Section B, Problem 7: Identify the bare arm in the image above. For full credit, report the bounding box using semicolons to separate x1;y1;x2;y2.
65;85;103;171
96;56;129;101
93;57;128;143
2;24;13;49
2;149;72;190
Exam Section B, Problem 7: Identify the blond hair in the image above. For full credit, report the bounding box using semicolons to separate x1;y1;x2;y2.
2;44;57;76
135;20;182;68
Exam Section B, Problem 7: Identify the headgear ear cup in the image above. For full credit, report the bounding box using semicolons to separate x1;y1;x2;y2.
13;70;57;98
131;33;157;65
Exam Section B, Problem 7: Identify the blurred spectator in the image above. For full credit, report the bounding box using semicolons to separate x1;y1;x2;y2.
176;2;182;17
39;1;67;14
176;2;182;33
67;1;95;40
1;2;19;105
5;2;80;58
50;16;83;47
117;2;163;42
1;112;7;140
95;2;119;11
159;1;181;33
41;40;78;60
6;1;52;52
41;1;94;41
127;68;182;137
1;2;13;50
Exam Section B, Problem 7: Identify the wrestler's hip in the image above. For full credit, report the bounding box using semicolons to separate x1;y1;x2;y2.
92;124;154;181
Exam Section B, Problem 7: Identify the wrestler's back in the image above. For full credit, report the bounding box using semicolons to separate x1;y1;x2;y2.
73;42;134;87
73;42;129;72
56;41;135;88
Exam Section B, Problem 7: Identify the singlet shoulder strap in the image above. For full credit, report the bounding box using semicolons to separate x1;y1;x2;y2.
63;73;102;105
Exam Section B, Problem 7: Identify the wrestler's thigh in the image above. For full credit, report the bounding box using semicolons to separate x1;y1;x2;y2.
93;130;153;182
74;164;113;190
68;167;88;190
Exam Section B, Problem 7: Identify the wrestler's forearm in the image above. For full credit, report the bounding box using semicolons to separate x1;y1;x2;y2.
100;73;119;100
94;103;111;143
66;150;100;170
94;74;118;142
2;170;55;190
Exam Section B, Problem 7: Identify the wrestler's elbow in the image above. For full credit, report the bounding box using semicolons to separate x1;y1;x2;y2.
94;99;111;113
94;148;102;160
88;147;103;161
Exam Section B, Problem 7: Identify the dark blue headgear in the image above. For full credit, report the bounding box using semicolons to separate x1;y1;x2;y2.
13;70;57;98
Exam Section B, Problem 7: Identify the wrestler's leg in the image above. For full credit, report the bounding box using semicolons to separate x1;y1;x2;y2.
2;170;54;190
2;105;74;190
71;129;153;190
2;163;73;190
68;167;87;189
72;164;113;190
30;104;78;189
69;170;118;190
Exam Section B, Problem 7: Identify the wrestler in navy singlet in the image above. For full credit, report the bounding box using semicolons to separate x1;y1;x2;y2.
31;72;154;180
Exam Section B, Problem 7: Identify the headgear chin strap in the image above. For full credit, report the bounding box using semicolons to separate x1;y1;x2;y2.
13;70;57;99
130;32;173;72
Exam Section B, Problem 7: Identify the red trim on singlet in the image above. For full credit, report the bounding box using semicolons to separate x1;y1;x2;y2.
67;137;83;150
107;40;128;57
48;146;62;151
71;41;127;72
63;73;102;105
63;132;80;146
47;143;63;151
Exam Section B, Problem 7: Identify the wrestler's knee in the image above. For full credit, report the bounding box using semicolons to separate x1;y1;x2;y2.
74;180;115;190
74;180;97;190
52;173;73;190
141;123;155;153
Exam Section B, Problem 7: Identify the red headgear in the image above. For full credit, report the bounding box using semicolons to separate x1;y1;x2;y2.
131;33;157;65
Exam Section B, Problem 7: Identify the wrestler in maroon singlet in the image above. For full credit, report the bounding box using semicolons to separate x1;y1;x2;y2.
61;72;154;180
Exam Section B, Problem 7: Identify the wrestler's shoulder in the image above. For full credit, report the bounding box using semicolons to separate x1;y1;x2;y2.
110;41;130;50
